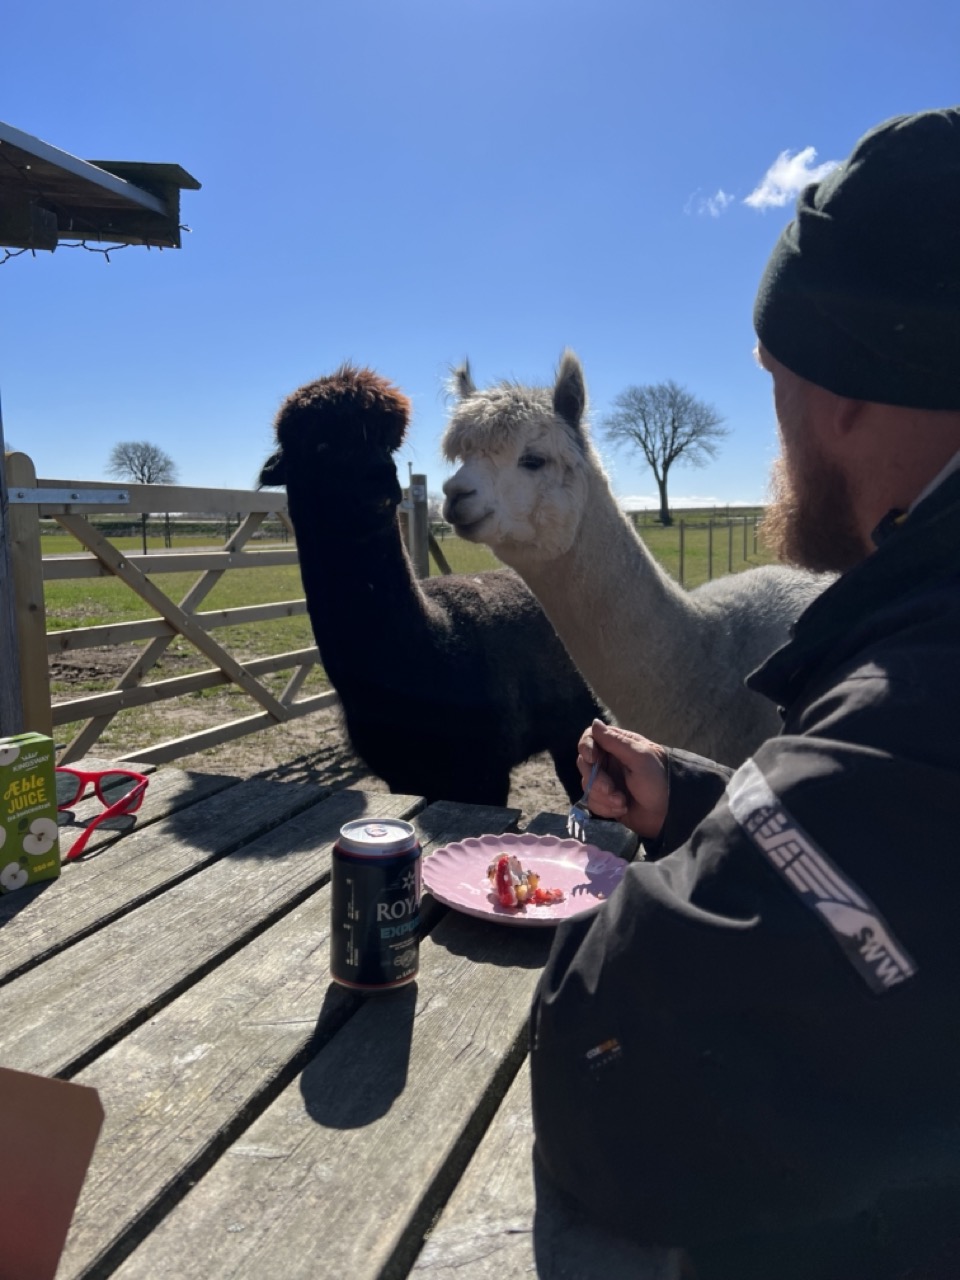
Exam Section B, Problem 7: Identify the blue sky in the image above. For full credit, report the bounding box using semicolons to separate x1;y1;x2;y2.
2;0;959;509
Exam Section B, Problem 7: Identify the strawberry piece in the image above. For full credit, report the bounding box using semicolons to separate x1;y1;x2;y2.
494;855;518;907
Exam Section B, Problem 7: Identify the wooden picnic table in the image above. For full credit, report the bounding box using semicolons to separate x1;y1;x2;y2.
0;760;681;1280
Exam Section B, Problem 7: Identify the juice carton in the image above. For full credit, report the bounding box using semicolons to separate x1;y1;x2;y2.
0;732;60;894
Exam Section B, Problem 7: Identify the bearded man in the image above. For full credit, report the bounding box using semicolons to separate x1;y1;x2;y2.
529;106;960;1280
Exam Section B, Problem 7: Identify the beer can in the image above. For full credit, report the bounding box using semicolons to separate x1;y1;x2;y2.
330;818;421;990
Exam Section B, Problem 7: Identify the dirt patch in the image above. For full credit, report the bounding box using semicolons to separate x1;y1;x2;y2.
51;645;573;824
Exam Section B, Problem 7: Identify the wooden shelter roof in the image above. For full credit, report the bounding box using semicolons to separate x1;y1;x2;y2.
0;120;201;251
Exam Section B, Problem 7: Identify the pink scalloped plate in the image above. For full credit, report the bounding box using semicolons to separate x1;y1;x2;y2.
422;832;628;927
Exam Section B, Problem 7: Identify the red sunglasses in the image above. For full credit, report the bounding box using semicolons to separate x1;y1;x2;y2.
55;767;149;861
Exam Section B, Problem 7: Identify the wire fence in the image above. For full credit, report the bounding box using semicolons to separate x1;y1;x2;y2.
431;511;771;589
646;515;765;587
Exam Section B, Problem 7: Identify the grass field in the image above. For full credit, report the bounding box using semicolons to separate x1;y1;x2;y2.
43;510;775;636
429;507;776;587
41;509;777;762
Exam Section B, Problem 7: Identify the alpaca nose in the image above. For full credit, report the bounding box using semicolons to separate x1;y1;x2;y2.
442;484;475;522
442;478;476;508
443;475;472;497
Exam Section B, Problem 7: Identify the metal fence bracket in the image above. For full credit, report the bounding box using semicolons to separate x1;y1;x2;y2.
8;488;130;505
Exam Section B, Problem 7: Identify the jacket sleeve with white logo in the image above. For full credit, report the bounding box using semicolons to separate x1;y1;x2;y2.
529;646;960;1280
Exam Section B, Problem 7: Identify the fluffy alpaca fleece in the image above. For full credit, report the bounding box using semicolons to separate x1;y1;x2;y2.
259;364;605;806
441;351;832;766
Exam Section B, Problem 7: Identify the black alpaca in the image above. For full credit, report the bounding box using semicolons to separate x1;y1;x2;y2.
259;364;604;807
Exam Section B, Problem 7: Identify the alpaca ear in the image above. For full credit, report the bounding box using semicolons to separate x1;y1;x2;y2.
258;450;286;487
452;359;476;400
553;350;586;430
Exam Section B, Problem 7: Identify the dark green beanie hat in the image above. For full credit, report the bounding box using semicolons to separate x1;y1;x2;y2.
754;107;960;409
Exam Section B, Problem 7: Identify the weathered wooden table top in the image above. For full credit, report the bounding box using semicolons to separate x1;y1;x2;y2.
0;762;679;1280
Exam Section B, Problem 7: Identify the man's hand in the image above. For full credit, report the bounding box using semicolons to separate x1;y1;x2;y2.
578;719;669;840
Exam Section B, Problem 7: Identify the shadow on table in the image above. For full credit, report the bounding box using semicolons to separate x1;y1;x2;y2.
0;805;145;928
0;875;59;927
56;807;141;859
428;910;553;971
299;981;417;1129
253;740;377;792
64;764;248;863
1;762;387;925
98;766;371;864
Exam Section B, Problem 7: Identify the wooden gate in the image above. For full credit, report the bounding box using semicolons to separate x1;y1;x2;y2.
2;451;337;765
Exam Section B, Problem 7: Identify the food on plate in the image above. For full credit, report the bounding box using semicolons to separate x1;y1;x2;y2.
487;853;565;908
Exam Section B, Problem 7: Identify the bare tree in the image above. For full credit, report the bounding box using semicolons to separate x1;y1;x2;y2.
106;440;178;485
428;491;451;528
602;382;728;525
106;441;178;553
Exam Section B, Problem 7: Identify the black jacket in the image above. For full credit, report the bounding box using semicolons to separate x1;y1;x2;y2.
529;470;960;1280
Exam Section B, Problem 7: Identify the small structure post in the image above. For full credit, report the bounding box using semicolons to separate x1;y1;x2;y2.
4;452;52;736
707;519;714;581
0;404;24;735
408;474;429;579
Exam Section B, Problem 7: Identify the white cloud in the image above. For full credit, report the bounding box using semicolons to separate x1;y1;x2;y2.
701;189;734;217
684;188;735;218
744;146;840;211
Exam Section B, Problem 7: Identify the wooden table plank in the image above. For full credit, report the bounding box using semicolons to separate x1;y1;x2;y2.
413;1058;681;1280
0;773;331;986
0;786;423;1077
57;799;518;1280
110;898;552;1278
0;769;239;982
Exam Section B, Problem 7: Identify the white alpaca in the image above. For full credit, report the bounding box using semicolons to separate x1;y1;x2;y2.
441;351;831;766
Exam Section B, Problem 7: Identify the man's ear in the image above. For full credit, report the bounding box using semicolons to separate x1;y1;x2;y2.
833;395;869;439
815;388;870;459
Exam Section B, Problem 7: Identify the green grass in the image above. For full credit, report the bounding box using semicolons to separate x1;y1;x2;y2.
39;530;290;557
429;509;777;590
43;511;777;761
46;514;776;652
47;564;309;631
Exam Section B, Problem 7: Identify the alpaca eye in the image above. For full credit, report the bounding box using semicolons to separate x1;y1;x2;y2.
519;453;547;471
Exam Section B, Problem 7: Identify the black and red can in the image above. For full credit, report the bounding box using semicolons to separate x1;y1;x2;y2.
330;818;421;990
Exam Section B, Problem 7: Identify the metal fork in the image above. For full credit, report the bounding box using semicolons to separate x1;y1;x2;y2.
566;755;602;841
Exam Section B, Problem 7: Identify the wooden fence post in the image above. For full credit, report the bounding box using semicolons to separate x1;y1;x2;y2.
0;421;24;736
678;519;685;587
743;515;748;561
707;519;714;581
4;452;53;737
428;532;453;575
727;519;734;573
400;486;411;552
408;473;429;579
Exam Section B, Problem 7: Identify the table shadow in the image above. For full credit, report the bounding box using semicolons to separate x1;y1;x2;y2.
299;980;417;1129
0;875;58;927
140;773;370;862
428;910;554;971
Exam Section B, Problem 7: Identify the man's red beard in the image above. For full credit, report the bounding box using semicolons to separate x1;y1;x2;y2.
759;455;869;574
